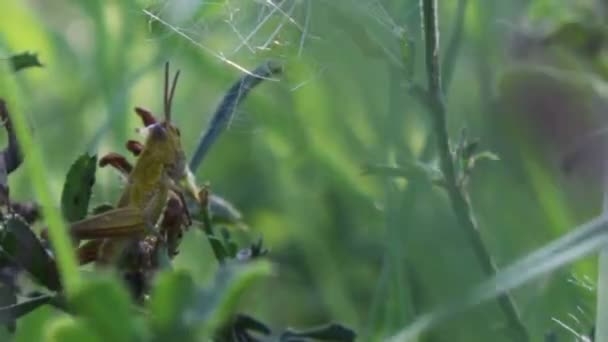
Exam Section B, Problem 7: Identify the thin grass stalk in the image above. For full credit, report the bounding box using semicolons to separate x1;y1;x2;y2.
441;0;467;92
0;66;81;294
595;160;608;342
419;0;528;339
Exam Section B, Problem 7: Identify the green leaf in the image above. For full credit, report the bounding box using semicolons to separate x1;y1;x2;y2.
193;261;273;334
362;162;444;186
543;21;606;57
209;195;243;226
188;194;244;229
0;216;61;291
70;277;139;342
399;29;416;81
467;151;499;171
215;314;271;341
61;154;97;222
389;215;608;341
236;238;269;262
280;323;357;341
220;229;238;258
148;270;196;341
0;295;52;326
9;52;43;72
44;316;103;342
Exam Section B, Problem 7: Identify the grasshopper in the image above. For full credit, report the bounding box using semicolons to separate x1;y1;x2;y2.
70;63;193;265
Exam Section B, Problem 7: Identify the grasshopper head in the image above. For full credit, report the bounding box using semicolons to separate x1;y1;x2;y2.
143;62;187;181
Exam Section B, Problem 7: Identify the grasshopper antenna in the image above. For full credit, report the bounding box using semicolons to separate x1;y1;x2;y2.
164;62;181;123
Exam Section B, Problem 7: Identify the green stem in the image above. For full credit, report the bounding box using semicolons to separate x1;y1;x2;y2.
594;163;608;341
419;1;528;340
200;195;226;265
0;66;81;294
441;0;468;92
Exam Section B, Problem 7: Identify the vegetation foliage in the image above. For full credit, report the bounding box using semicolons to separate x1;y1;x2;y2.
1;0;608;341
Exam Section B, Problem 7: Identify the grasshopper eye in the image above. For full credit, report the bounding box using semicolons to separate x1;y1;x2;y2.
147;123;167;140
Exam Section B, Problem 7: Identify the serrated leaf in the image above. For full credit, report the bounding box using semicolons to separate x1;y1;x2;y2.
61;154;97;222
70;277;138;342
9;52;43;72
0;216;61;291
280;323;357;342
148;270;196;341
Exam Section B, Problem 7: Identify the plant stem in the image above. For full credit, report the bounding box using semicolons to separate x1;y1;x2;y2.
595;160;608;342
419;1;528;340
441;0;468;92
0;67;81;295
200;189;226;265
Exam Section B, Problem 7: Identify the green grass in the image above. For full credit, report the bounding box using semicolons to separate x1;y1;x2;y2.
0;0;607;341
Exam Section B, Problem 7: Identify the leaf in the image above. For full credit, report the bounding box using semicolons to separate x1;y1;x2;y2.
388;214;608;341
0;283;16;331
362;162;444;186
215;314;271;341
461;140;480;162
190;261;273;335
220;229;238;258
9;52;43;72
147;270;196;341
0;295;52;326
280;323;357;342
0;99;22;176
466;151;499;171
69;277;139;342
61;154;97;222
209;195;243;226
0;216;61;291
236;238;269;262
189;60;283;172
44;316;103;342
188;194;245;229
399;29;416;81
543;21;606;57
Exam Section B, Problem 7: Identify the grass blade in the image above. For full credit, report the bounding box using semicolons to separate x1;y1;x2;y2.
189;60;282;173
0;64;80;294
389;214;608;341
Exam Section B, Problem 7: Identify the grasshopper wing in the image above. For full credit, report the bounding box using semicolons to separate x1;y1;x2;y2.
70;207;145;239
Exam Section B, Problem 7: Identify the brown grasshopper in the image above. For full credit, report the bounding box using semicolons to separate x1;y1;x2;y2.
69;62;195;266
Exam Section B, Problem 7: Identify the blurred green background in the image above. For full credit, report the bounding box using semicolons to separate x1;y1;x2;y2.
2;0;608;340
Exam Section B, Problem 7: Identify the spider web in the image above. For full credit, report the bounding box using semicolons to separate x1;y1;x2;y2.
140;0;415;85
142;0;311;77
